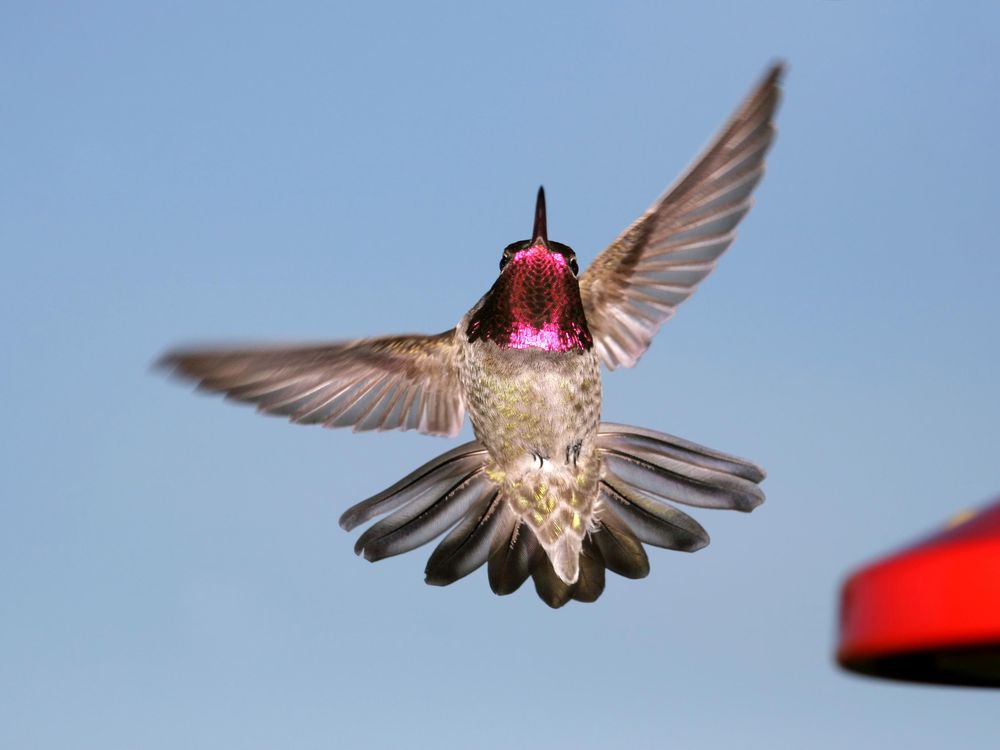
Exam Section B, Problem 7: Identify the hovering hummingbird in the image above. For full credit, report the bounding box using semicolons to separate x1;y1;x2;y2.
160;64;781;607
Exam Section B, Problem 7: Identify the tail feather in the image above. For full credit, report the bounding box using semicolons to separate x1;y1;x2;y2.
352;466;494;562
598;423;765;482
424;490;506;586
530;539;608;607
340;422;765;606
599;476;710;552
531;552;577;608
571;542;607;603
339;440;488;532
591;502;651;578
488;518;538;596
598;425;765;512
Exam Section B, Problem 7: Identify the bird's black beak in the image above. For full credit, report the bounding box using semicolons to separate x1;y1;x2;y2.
532;186;548;246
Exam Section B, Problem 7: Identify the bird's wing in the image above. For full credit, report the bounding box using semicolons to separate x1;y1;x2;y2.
159;330;465;437
578;64;783;370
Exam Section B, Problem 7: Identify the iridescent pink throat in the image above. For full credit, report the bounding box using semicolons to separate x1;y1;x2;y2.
466;245;593;353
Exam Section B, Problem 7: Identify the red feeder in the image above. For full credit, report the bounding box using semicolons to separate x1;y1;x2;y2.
837;499;1000;687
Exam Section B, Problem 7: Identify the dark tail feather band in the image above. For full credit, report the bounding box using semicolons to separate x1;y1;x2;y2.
340;423;765;606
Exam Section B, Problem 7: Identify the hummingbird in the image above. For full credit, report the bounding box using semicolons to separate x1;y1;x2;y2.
160;64;781;607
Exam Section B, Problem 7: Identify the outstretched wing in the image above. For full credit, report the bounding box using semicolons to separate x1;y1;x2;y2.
579;64;783;369
159;330;464;437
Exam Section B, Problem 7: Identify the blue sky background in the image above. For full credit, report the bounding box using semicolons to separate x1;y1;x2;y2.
4;1;1000;747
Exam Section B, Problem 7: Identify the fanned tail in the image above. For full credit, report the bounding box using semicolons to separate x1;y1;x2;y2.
339;423;765;607
595;422;764;558
340;440;492;562
598;422;765;513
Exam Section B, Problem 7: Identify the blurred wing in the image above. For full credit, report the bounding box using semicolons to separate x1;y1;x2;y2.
579;64;783;369
159;330;464;437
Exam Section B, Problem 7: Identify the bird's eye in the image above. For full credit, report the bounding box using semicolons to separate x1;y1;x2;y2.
499;241;526;271
499;249;513;271
549;241;579;276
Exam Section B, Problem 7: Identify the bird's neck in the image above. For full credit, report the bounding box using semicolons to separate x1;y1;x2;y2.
466;253;592;353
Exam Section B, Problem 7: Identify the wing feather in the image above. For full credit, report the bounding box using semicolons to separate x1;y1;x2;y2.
159;330;465;437
579;64;783;369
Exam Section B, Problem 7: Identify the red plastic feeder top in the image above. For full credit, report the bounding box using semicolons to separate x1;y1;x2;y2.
837;499;1000;687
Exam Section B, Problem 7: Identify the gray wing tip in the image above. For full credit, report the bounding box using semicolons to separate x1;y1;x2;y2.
155;346;248;387
764;60;787;85
152;350;177;372
153;348;198;379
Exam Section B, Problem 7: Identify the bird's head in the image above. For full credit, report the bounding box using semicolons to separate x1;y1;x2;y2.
497;187;580;278
466;187;592;352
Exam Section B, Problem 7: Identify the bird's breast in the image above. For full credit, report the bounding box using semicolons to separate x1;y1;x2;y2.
458;337;602;469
